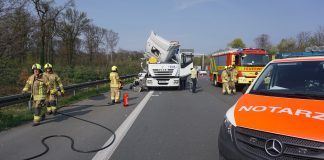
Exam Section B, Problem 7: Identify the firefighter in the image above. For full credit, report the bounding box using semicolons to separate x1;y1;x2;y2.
44;63;64;115
22;63;50;126
229;65;238;94
190;67;198;93
109;65;121;104
221;66;231;95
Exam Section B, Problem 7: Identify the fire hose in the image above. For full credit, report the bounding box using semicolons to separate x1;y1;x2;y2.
24;111;116;160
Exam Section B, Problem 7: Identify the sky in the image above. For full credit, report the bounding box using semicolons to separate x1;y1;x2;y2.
57;0;324;53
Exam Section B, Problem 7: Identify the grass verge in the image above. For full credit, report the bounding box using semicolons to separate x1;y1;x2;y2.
0;84;110;132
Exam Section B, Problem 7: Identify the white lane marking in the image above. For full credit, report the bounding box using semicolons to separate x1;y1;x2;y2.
92;91;154;160
151;94;159;97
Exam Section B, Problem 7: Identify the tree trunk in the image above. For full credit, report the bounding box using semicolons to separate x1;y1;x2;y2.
40;28;45;66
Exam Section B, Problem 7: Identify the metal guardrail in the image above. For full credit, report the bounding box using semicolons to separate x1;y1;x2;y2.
0;74;137;108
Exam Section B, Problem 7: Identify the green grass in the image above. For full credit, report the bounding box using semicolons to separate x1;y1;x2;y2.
0;105;34;131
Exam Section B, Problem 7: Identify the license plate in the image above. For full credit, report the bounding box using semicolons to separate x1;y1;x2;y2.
159;80;168;83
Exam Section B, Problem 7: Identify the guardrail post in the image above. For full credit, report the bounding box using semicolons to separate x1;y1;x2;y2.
73;89;76;96
96;84;99;92
28;100;32;110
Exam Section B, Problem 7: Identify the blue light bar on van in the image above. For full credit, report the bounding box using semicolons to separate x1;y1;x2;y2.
276;51;324;59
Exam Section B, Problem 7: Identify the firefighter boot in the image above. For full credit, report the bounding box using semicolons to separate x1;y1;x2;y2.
108;100;115;105
51;106;57;115
46;107;52;115
33;115;41;126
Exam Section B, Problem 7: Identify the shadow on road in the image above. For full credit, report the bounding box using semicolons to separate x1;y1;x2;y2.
41;109;92;125
88;94;106;100
194;87;203;93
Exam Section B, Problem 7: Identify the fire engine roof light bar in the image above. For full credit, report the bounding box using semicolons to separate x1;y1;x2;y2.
211;48;266;56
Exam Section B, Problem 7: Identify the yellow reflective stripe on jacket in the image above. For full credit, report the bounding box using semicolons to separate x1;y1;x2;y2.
50;89;58;94
33;95;46;100
39;82;44;96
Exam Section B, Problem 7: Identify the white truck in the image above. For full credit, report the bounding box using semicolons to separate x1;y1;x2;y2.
144;32;193;89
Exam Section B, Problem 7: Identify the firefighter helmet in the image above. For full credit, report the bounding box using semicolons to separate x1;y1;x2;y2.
111;66;117;71
32;63;42;70
44;63;53;69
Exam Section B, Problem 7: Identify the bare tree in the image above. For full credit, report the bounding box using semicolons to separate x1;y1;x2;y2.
277;38;297;53
312;26;324;46
30;0;73;65
57;8;90;65
105;29;119;65
0;0;26;19
254;34;271;50
84;24;106;62
0;4;32;77
296;31;311;52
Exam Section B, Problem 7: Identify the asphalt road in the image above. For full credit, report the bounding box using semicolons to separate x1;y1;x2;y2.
0;76;241;160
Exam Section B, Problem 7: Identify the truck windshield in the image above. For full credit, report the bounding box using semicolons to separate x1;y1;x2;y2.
181;53;193;68
250;61;324;100
241;54;271;66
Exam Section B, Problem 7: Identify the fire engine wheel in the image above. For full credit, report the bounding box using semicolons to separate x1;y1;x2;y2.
214;78;221;87
213;76;219;87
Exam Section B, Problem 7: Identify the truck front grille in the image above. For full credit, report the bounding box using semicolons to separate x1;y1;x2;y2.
152;69;174;76
235;127;324;160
